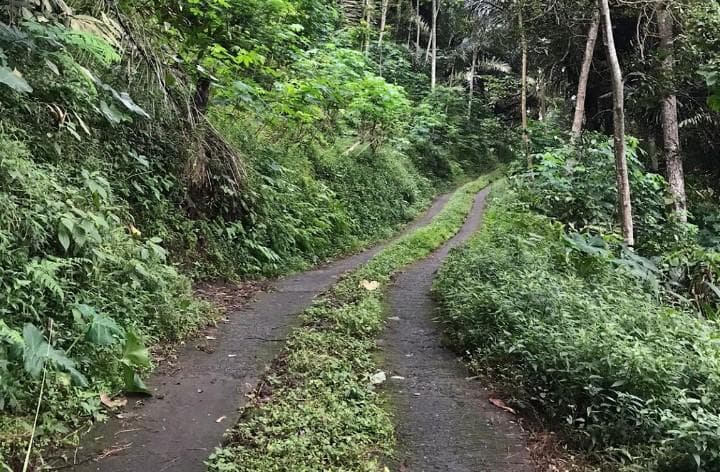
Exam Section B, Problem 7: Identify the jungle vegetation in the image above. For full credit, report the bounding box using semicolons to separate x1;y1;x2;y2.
0;0;719;470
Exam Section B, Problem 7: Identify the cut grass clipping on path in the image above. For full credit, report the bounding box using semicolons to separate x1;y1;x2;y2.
206;172;498;472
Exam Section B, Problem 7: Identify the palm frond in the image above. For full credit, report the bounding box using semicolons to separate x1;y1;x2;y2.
407;13;430;34
477;57;511;74
680;112;720;129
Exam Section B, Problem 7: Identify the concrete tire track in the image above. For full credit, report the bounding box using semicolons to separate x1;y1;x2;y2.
71;194;452;472
382;187;532;472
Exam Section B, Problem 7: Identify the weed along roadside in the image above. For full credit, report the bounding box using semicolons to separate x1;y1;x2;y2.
206;172;499;471
434;179;720;470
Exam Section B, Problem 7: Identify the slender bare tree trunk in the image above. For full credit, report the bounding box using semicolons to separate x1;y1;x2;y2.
537;70;546;120
415;0;420;56
378;0;389;47
468;49;477;117
363;0;373;55
425;28;432;62
657;2;687;222
431;0;437;89
571;10;600;139
377;0;389;73
397;0;402;41
599;0;634;246
519;6;530;167
648;134;659;171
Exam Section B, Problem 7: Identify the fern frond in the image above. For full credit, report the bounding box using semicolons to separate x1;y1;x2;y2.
407;14;430;34
26;259;66;301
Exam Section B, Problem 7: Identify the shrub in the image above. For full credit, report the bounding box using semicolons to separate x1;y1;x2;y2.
435;192;720;470
514;135;683;255
0;136;205;467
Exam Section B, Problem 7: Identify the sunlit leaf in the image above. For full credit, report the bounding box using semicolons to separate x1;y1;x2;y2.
0;66;32;94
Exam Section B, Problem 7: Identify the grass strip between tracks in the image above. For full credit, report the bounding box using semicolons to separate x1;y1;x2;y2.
207;171;499;472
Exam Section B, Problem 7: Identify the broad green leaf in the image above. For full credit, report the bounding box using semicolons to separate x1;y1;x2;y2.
122;330;150;368
113;91;150;118
99;100;126;125
23;323;49;377
58;228;71;251
122;364;150;394
22;324;88;386
45;59;60;75
0;66;32;94
86;313;124;346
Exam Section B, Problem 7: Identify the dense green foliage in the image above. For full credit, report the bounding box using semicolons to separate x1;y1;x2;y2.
436;191;720;470
515;133;720;317
2;0;719;468
436;135;720;470
0;135;206;468
0;0;513;467
208;173;497;471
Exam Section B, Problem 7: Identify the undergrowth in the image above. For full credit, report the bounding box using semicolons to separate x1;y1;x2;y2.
435;188;720;471
0;1;512;467
0;136;206;469
206;172;498;472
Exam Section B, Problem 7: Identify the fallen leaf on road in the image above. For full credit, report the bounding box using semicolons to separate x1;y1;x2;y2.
216;415;227;423
100;393;127;409
489;398;517;415
359;279;380;291
369;371;386;385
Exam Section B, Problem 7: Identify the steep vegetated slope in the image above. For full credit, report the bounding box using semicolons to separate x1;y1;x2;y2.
0;0;510;468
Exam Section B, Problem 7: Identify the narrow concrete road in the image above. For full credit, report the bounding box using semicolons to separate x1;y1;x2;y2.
71;194;452;472
383;187;532;471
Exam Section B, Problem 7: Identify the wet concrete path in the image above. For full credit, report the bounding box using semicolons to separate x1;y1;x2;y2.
71;194;452;472
383;187;532;471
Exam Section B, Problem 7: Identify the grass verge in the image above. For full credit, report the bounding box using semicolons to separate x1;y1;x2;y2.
206;171;499;472
434;188;720;471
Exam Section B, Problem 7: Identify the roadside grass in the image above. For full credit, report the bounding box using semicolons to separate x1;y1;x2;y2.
206;171;499;472
434;188;720;471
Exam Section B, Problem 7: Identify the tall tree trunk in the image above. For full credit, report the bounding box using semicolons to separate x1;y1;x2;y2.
537;70;547;120
363;0;373;55
657;2;687;222
399;0;409;47
425;28;432;62
571;10;600;140
378;0;389;47
519;6;529;167
647;134;659;171
415;0;420;56
430;0;437;89
599;0;634;246
468;49;477;117
397;0;403;41
378;0;389;73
